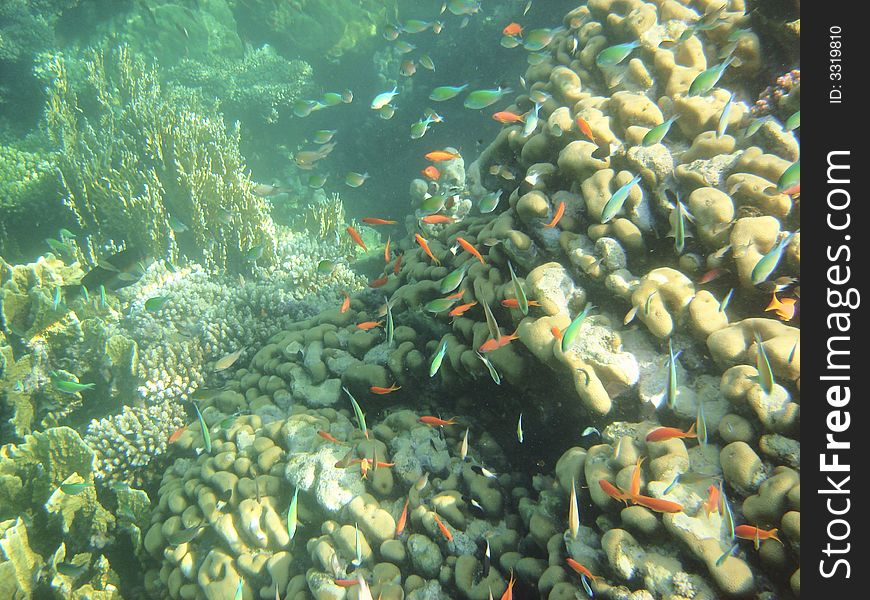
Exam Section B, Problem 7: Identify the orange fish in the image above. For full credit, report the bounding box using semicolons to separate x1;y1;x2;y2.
421;214;455;224
168;424;188;444
566;558;601;582
425;150;461;161
400;59;416;77
501;298;541;309
478;331;519;353
415;233;441;265
357;320;383;330
369;276;389;288
384;236;391;263
334;579;358;587
396;497;410;535
346;226;368;252
422;165;441;180
362;217;398;225
735;524;782;547
575;116;596;144
445;290;465;300
551;326;563;341
370;383;401;394
393;253;404;275
765;292;797;321
598;479;631;505
317;430;344;445
340;291;350;313
630;456;645;498
780;183;800;196
500;570;515;600
502;22;523;36
449;301;478;317
631;494;683;513
432;512;453;541
419;416;457;426
492;110;525;124
544;201;565;228
645;423;697;442
702;484;720;517
697;267;728;284
455;236;485;264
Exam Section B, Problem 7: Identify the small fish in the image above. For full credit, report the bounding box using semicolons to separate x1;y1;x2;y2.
410;115;436;139
697;267;727;284
516;413;524;443
716;542;740;566
599;479;630;505
244;244;264;262
167;526;202;545
503;22;523;36
396;497;410;535
642;114;680;147
544;201;565;228
430;338;449;377
419;54;436;71
168;424;188;444
566;558;602;583
745;115;772;137
523;27;563;51
507;261;528;315
425;149;461;161
432;511;453;541
393;253;403;275
560;303;595;353
422;165;441;180
234;580;243;600
753;332;775;394
192;402;212;453
568;477;580;539
600;174;641;223
717;92;734;138
346;226;368;252
668;195;694;255
632;494;683;513
646;423;697;442
45;237;71;254
287;487;299;541
463;87;512;110
688;57;734;96
345;386;368;438
474;347;500;386
440;264;468;294
312;129;337;144
317;259;336;275
492;110;525;124
420;415;457;426
394;40;416;54
169;215;189;233
307;173;328;189
371;86;399;110
215;348;244;371
345;171;370;188
575;116;597;144
53;377;96;394
478;190;502;213
718;288;734;313
429;84;468;101
385;295;394;346
455;236;485;264
522;102;541;137
696;401;708;445
471;465;498;479
144;295;171;312
368;276;389;288
735;525;782;547
415;472;430;491
400;59;417;77
596;40;640;67
352;521;362;565
53;287;63;311
379;104;396;119
788;339;799;364
772;161;800;194
482;300;501;341
663;474;681;495
483;538;491;577
421;214;454;224
785;110;800;132
370;383;401;394
478;331;519;353
415;233;441;265
58;228;76;240
501;570;515;600
581;426;600;438
665;338;682;409
720;481;735;542
751;230;797;285
460;428;469;460
356;321;383;331
501;298;540;310
59;482;94;495
703;484;720;517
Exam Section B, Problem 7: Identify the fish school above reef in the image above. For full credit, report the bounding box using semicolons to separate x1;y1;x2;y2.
0;0;800;599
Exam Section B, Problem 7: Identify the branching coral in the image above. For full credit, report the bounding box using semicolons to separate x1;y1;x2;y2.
42;45;278;273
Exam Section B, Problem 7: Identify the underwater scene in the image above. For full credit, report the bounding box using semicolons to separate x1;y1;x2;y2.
0;0;800;598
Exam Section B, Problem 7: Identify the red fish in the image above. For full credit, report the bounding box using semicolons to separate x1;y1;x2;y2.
346;226;368;252
334;579;358;587
422;165;441;180
646;423;697;442
384;236;391;263
735;524;782;547
415;233;441;265
456;236;485;264
340;291;350;314
502;22;523;36
501;298;541;309
630;456;645;498
419;416;457;426
500;570;515;600
478;331;519;353
544;201;565;228
425;150;461;161
697;267;728;284
575;116;597;144
631;494;683;513
566;558;601;582
449;301;477;317
362;217;397;225
492;110;525;124
444;290;465;300
357;321;383;331
765;292;797;321
393;253;404;275
780;183;800;196
317;430;344;445
598;479;630;505
370;383;401;394
551;326;563;341
168;424;188;444
369;276;389;288
396;497;410;535
702;484;720;517
421;214;455;224
432;512;453;541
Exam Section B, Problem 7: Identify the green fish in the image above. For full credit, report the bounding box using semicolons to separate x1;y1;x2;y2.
219;412;240;429
719;288;734;313
561;304;595;353
345;171;370;188
56;561;88;578
293;99;317;118
716;92;734;138
716;543;740;566
526;51;549;65
688;57;734;96
475;351;501;385
354;521;363;566
344;387;368;437
775;161;800;193
507;261;528;315
744;115;772;137
522;27;563;51
429;84;468;102
317;259;336;275
385;296;394;346
528;89;551;104
424;297;458;313
516;413;524;443
45;237;70;254
169;215;189;233
595;41;640;67
99;284;107;308
167;526;202;545
600;175;641;223
144;295;171;313
642;115;680;146
192;402;212;454
419;54;435;71
784;110;800;132
59;482;93;495
80;285;90;303
500;35;521;48
53;286;63;311
750;231;797;285
696;401;708;446
429;338;449;377
58;228;76;241
720;481;735;542
321;92;343;106
479;190;502;214
312;129;337;144
664;338;682;409
753;332;775;394
54;378;95;394
287;487;299;540
482;300;501;342
668;196;694;255
439;265;467;294
420;194;447;214
308;173;328;189
463;87;512;110
410;116;437;140
245;244;264;262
